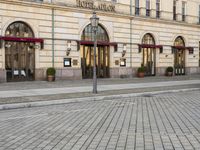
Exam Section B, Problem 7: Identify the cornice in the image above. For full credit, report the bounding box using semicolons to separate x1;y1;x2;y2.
0;0;200;28
0;0;132;19
134;16;200;29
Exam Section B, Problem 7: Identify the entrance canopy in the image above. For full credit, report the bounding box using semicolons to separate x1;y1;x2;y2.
138;44;162;49
79;40;117;46
0;36;43;43
0;36;44;49
172;36;193;54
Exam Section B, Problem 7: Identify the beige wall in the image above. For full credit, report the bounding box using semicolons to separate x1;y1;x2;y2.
0;0;199;81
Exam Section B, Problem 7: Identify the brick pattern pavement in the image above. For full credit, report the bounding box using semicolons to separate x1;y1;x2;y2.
0;90;200;150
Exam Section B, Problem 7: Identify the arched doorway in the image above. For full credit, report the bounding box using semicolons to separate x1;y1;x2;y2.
81;24;110;78
5;21;35;81
174;36;185;75
142;33;156;76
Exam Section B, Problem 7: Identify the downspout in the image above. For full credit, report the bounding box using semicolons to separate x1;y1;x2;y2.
130;0;133;74
51;0;55;67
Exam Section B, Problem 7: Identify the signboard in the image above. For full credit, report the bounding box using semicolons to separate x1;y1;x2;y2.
64;58;71;67
76;0;115;12
120;58;126;67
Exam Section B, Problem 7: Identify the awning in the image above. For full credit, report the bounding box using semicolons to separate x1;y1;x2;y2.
79;40;117;46
0;36;43;43
0;36;44;49
172;46;194;54
138;44;163;49
172;46;193;50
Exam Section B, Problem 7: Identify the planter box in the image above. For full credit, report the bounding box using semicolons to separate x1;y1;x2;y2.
138;72;144;78
47;75;55;82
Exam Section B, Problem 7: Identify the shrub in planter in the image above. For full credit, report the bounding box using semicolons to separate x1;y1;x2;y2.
166;66;173;76
46;67;56;81
137;66;145;78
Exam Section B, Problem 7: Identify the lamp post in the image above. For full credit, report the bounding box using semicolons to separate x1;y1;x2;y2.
90;12;99;94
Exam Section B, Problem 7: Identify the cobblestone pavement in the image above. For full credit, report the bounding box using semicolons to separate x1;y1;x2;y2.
0;90;200;150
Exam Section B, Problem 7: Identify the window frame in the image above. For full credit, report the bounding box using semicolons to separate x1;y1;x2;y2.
182;1;186;22
156;0;160;18
135;0;140;15
199;5;200;24
146;0;151;17
173;0;177;21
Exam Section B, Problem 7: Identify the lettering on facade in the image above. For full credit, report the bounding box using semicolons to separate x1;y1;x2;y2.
76;0;115;12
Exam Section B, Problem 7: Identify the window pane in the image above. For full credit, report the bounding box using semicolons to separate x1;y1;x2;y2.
142;34;155;45
5;22;34;38
81;24;109;41
174;37;185;46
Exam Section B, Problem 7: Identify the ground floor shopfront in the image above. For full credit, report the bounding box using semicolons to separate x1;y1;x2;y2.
0;21;200;82
0;3;200;82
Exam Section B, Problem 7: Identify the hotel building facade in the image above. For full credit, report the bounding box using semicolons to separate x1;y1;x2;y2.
0;0;200;82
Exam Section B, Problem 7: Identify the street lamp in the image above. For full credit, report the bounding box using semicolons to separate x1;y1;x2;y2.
90;12;99;94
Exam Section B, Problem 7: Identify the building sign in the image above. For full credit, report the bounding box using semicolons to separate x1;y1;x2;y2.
76;0;115;12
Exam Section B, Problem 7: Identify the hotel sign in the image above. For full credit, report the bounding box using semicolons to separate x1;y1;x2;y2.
76;0;115;12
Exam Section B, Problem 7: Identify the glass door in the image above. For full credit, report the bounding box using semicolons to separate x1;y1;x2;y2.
142;48;156;76
5;42;35;81
81;45;109;79
81;46;92;78
174;49;185;75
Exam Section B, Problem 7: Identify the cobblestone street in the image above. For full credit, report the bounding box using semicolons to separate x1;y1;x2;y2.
0;90;200;150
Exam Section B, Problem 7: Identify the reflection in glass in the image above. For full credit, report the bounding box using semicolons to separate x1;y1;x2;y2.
142;34;156;76
82;24;109;42
174;36;185;75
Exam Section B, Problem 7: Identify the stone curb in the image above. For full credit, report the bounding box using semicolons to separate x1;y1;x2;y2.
0;88;199;110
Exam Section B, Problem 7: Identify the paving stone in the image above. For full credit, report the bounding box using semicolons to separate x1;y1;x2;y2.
0;90;200;149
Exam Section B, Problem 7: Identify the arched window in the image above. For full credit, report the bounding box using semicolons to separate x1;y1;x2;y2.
174;36;185;46
5;21;35;82
142;33;155;45
5;21;34;38
81;24;109;42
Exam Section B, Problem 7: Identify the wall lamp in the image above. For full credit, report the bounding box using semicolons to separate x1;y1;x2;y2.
66;40;71;56
122;44;127;57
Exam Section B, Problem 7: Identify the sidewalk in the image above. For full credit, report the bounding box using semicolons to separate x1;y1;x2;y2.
0;75;199;109
0;79;200;98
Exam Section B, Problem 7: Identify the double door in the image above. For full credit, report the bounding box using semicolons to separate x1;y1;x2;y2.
142;48;156;76
174;49;185;75
5;41;35;81
81;45;109;78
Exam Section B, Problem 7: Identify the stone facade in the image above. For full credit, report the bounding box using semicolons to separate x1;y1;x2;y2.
0;0;200;82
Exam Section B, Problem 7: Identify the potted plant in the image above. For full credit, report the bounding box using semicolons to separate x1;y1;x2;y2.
46;67;56;81
166;66;173;76
137;66;145;78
